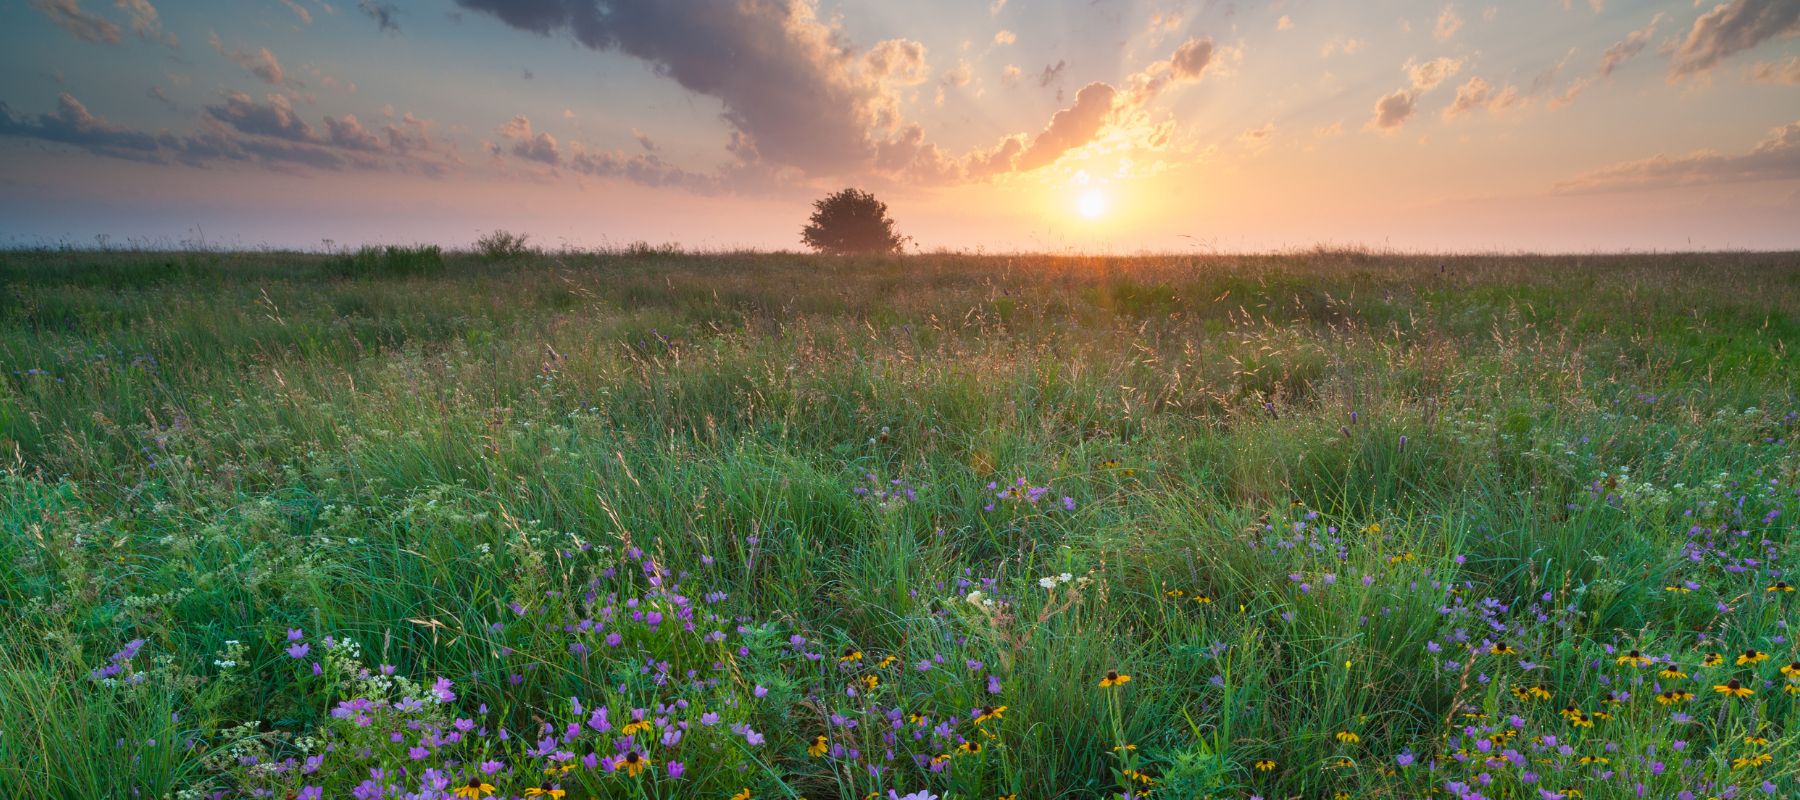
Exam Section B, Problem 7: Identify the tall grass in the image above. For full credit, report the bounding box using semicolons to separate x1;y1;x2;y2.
1;249;1797;799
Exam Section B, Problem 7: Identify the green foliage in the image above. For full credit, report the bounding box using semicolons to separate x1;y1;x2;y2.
474;229;534;260
801;187;906;255
0;249;1797;798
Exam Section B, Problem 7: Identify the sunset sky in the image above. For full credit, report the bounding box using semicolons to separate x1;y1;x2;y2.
2;0;1798;252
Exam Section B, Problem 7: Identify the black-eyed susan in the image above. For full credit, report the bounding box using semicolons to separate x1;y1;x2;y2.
621;718;654;737
1567;711;1594;728
1489;641;1518;656
453;779;496;799
807;735;829;757
1558;704;1582;720
1122;768;1153;785
1738;649;1770;666
1164;588;1186;598
877;655;898;669
618;751;649;777
523;785;566;799
1714;679;1755;699
998;795;1018;800
1665;584;1693;593
1656;690;1695;705
1335;730;1361;745
1702;652;1725;667
1592;710;1614;722
1560;789;1584;798
1577;755;1609;765
1732;752;1774;769
731;790;752;800
1768;581;1794;593
1330;756;1356;768
1744;735;1770;747
1112;743;1138;752
1254;759;1277;772
1781;661;1800;679
1192;593;1214;605
1616;650;1652;667
1658;666;1688;680
543;763;574;776
1098;670;1131;688
839;648;863;663
1512;685;1552;702
860;674;880;691
973;705;1007;724
957;740;982;756
930;753;952;766
1788;684;1800;696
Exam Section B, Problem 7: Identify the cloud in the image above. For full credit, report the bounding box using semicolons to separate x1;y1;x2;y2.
359;0;400;33
865;39;930;85
1597;13;1662;78
1669;0;1800;80
497;116;560;165
1321;37;1364;58
489;114;718;189
1277;15;1293;31
209;31;287;86
1000;64;1022;87
1237;121;1277;151
0;90;460;175
1125;36;1224;105
1554;118;1800;193
1016;81;1117;171
1748;55;1800;84
1442;75;1527;119
1435;4;1463;40
279;0;312;25
30;0;122;44
994;29;1016;45
116;0;173;45
1407;56;1464;91
1038;59;1066;87
1368;89;1416;130
456;0;917;178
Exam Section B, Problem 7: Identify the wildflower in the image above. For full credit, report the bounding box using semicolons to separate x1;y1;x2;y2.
731;791;751;800
1098;671;1131;688
1733;753;1774;769
523;786;566;798
840;648;863;663
621;718;654;737
1657;666;1688;680
1335;731;1361;745
1768;581;1793;593
1490;642;1519;656
1664;584;1692;593
1780;661;1800;679
1656;690;1694;705
1713;679;1754;698
1192;593;1214;604
957;740;982;755
1787;684;1800;696
1616;650;1651;667
453;779;496;799
973;705;1007;724
618;751;649;777
1254;759;1277;772
861;675;881;690
1165;589;1185;598
877;655;898;669
1702;653;1724;667
1738;649;1769;666
1121;768;1153;785
1745;735;1770;746
808;735;829;757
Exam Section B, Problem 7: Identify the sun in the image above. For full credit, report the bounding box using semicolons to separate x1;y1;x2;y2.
1076;189;1108;220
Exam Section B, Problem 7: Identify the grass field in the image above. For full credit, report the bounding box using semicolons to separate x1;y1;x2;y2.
3;248;1799;800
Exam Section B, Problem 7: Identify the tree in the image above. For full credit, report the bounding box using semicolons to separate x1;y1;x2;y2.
800;188;906;255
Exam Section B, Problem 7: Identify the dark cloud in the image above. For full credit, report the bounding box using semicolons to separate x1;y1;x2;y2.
1669;0;1800;80
30;0;121;44
1037;59;1066;87
0;92;457;175
456;0;907;177
359;0;401;34
1555;118;1800;192
205;92;318;143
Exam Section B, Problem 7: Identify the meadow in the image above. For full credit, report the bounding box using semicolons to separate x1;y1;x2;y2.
2;246;1798;800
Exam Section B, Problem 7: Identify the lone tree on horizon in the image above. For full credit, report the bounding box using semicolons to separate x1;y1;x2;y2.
800;188;906;255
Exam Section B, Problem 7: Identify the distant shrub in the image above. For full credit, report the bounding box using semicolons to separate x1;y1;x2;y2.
475;229;534;260
330;245;445;278
801;188;906;255
623;240;683;258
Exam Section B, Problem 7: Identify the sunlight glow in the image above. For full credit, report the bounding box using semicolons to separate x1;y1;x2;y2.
1076;189;1108;220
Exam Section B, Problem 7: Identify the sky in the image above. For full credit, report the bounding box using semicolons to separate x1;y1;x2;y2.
1;0;1798;253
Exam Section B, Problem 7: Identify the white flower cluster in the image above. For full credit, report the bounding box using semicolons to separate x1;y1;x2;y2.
1037;572;1074;590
